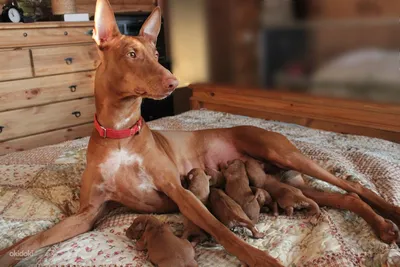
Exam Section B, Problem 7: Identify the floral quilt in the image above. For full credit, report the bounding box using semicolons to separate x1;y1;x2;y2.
1;110;399;266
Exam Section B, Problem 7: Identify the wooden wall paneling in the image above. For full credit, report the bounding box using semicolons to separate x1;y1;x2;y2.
307;0;400;19
205;0;261;86
75;0;156;14
205;0;234;84
310;21;400;68
230;0;261;86
0;0;155;14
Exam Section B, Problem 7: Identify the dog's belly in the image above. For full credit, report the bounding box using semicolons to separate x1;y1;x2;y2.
160;129;249;173
203;137;248;170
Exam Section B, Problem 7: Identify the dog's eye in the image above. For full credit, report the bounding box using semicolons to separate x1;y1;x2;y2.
127;51;136;58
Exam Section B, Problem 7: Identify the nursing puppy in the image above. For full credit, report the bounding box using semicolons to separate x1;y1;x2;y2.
205;167;226;188
126;215;198;267
209;188;264;238
245;158;320;216
222;159;262;222
182;168;210;244
250;186;278;216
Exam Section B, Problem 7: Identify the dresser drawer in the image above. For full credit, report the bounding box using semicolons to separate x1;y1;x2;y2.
0;50;32;81
0;97;95;141
0;27;93;48
0;123;93;155
0;71;95;112
32;44;99;76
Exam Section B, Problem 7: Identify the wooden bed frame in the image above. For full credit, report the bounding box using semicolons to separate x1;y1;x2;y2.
189;83;400;143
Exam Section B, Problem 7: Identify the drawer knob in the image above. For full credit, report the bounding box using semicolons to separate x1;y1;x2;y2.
23;32;28;37
64;31;68;36
72;111;81;118
85;29;93;36
65;58;73;65
69;85;77;92
0;126;4;133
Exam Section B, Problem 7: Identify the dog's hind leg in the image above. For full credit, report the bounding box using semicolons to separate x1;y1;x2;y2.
301;187;399;244
233;126;400;231
279;170;399;243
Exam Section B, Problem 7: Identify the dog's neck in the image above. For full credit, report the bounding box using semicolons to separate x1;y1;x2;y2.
94;79;143;130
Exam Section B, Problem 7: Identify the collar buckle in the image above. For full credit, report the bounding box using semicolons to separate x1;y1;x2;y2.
100;125;107;138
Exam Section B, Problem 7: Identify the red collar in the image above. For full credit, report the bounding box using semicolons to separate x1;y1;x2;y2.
94;115;144;139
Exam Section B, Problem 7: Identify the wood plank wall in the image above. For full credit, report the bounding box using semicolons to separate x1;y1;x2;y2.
0;0;156;14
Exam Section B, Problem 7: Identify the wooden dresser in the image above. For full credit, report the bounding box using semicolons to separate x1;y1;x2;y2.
0;22;98;155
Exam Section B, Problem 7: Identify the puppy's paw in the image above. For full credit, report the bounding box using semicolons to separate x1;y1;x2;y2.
273;185;320;217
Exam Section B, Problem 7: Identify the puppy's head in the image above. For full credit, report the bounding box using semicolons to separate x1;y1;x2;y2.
187;168;211;186
187;168;211;203
222;159;246;178
245;159;267;188
126;215;153;240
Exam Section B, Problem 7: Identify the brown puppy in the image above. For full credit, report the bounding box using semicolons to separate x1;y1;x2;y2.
205;167;226;188
245;159;320;216
222;159;262;223
126;215;198;267
182;168;210;244
209;188;264;238
250;186;279;216
187;168;211;205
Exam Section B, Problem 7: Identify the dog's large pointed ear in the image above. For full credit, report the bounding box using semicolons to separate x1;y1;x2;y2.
139;7;162;44
93;0;120;46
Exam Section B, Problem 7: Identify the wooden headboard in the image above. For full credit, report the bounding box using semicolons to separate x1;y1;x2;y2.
189;83;400;143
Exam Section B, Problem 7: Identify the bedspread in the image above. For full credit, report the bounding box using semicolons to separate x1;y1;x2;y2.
1;110;399;266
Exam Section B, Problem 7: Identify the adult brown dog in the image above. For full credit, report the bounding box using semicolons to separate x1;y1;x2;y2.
1;0;399;266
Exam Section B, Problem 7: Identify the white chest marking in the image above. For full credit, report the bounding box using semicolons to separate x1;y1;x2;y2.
99;149;143;180
98;149;155;192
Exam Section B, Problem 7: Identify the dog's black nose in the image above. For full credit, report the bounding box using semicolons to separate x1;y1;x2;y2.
163;77;179;91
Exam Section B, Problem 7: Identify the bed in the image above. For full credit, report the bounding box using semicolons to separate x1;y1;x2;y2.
1;108;400;266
